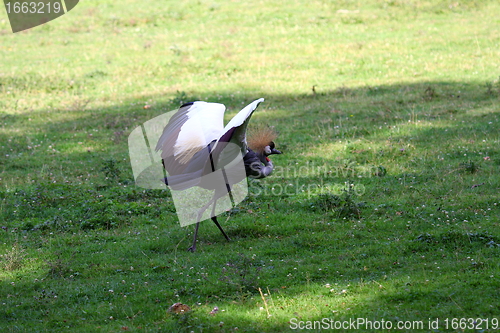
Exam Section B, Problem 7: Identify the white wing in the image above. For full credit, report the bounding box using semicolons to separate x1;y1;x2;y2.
219;98;265;153
223;98;265;134
156;102;226;165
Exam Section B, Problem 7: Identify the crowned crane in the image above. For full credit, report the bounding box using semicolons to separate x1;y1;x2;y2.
155;98;281;252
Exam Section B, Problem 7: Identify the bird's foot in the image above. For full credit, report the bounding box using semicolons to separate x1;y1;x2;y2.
187;245;196;252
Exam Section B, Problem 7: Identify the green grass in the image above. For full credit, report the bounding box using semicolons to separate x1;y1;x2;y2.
1;0;500;331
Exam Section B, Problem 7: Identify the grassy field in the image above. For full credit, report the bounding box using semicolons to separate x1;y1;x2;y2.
1;0;500;331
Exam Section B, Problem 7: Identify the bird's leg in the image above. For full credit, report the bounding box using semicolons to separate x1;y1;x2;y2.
209;198;231;241
220;166;235;206
187;195;216;252
211;167;233;242
187;188;232;252
187;221;200;252
211;216;230;241
187;156;234;252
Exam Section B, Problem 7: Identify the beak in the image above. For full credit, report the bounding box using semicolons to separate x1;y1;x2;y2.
271;148;282;155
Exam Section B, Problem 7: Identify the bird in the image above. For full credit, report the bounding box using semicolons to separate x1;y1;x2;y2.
155;98;281;252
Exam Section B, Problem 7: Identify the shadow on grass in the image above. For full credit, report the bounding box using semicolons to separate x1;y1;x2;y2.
0;80;497;192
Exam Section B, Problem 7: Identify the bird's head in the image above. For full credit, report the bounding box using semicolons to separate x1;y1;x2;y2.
247;126;281;162
263;141;281;157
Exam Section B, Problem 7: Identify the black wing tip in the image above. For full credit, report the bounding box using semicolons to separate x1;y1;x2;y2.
180;102;195;109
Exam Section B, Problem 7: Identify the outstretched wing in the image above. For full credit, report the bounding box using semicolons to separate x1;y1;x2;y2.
217;98;265;157
156;98;265;191
155;101;226;176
